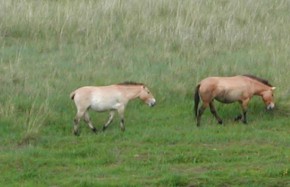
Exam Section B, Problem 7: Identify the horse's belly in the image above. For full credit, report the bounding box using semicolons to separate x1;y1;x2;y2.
90;99;121;112
91;104;109;111
215;91;240;103
215;97;235;103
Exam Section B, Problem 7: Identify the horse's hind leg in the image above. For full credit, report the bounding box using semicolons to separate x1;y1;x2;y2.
84;112;97;133
196;103;208;127
73;110;85;136
241;107;248;124
73;117;80;136
209;102;223;124
117;107;125;132
102;111;115;131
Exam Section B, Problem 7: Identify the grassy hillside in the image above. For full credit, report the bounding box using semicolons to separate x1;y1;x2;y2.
1;0;290;186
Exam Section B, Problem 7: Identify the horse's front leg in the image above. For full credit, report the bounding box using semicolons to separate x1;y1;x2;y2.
102;111;115;131
236;100;249;124
242;111;247;124
117;106;125;131
234;112;247;123
209;102;223;125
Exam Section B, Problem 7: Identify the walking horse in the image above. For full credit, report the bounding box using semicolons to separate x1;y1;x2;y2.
194;75;275;126
70;82;156;135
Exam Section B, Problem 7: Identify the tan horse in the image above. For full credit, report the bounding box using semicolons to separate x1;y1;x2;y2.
70;82;156;135
194;75;275;126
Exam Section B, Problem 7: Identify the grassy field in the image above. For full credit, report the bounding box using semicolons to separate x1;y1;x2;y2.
1;0;290;186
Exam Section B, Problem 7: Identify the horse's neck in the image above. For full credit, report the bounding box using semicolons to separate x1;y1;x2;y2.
252;82;270;96
121;86;141;100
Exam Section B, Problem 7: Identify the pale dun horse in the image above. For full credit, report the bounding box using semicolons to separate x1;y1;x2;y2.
194;75;276;126
70;82;156;135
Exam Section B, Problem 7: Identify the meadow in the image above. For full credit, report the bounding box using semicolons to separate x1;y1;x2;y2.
0;0;290;186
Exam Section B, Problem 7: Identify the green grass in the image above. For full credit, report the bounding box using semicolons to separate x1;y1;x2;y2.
1;0;290;186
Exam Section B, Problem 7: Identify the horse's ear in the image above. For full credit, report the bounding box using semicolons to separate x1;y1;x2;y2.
271;87;276;90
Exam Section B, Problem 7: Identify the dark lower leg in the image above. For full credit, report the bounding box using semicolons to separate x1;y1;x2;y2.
73;118;80;136
84;112;97;133
196;106;206;127
209;103;223;124
234;112;247;123
240;101;249;124
103;112;114;131
120;119;125;131
234;114;242;121
242;111;247;124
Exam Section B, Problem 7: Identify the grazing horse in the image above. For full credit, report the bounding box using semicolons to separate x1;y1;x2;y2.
194;75;275;126
70;82;156;135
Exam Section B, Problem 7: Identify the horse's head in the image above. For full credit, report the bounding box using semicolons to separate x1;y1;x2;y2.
262;87;276;110
139;86;156;107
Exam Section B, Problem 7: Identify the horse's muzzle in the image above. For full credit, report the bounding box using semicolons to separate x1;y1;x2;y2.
148;99;156;107
267;103;275;110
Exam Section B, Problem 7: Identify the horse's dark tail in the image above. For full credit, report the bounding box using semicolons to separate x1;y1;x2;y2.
70;91;76;100
194;84;201;117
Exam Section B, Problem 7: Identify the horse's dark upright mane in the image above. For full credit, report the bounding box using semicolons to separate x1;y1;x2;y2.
117;81;144;86
242;74;273;87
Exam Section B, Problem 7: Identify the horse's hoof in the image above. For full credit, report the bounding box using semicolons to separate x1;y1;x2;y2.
234;116;242;121
218;120;223;125
92;128;97;133
102;126;107;131
74;131;80;136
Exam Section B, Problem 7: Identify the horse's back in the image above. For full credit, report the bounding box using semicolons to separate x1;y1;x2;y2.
198;76;252;102
199;76;247;89
73;86;96;98
73;86;119;100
